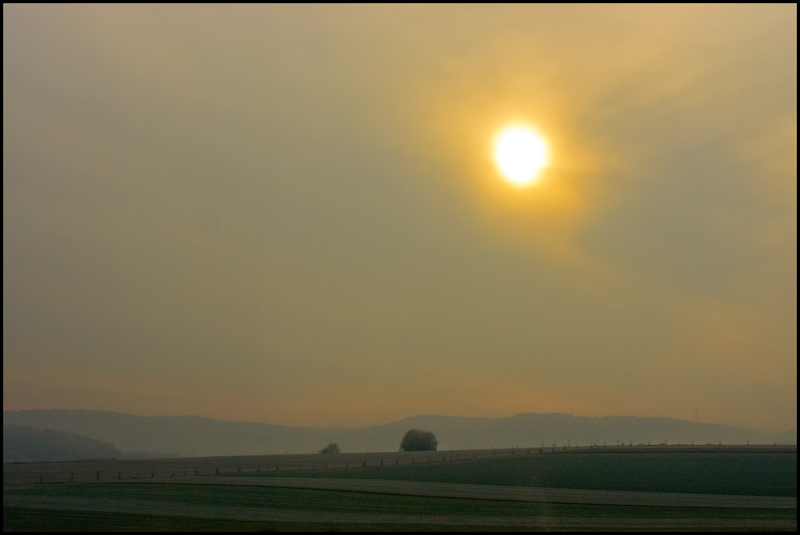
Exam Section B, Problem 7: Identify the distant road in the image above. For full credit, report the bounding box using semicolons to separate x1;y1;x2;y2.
539;444;797;454
141;476;797;509
4;494;796;530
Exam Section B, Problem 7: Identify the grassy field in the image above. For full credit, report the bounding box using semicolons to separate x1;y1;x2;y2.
4;445;795;487
4;483;797;531
238;452;798;497
5;449;796;530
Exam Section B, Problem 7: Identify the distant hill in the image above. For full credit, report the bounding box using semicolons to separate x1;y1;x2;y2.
3;424;122;463
3;410;795;458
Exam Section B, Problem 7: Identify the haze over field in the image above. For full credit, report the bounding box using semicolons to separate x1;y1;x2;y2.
3;5;796;431
4;410;796;459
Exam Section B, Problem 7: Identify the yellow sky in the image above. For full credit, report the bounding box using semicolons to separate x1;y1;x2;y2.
3;5;796;430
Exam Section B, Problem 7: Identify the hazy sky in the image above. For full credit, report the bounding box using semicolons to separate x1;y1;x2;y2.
4;5;796;430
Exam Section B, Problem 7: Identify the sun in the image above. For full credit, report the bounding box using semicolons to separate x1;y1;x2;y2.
494;126;548;186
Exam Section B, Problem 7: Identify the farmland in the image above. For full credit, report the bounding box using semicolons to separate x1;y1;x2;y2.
242;448;798;497
4;445;795;495
4;446;796;531
4;482;797;531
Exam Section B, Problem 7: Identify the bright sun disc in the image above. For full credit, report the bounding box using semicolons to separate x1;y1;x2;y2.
494;127;548;185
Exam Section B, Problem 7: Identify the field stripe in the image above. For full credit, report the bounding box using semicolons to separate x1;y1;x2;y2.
142;476;798;509
4;495;797;530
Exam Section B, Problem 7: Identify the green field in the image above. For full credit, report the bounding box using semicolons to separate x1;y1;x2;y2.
5;451;797;531
4;483;797;532
237;452;798;497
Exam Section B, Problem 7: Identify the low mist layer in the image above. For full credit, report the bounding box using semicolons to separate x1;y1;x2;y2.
5;410;795;458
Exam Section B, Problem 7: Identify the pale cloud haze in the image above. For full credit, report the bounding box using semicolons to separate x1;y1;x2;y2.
3;5;796;430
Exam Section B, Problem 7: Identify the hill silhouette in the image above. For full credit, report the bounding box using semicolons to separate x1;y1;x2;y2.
3;410;795;458
3;423;122;462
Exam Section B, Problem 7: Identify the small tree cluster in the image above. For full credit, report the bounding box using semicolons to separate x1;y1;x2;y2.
318;443;341;454
400;429;438;451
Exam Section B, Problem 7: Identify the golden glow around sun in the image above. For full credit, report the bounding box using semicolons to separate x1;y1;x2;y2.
494;127;548;186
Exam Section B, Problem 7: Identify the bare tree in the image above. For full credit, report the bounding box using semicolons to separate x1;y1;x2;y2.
399;429;438;451
318;443;340;454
